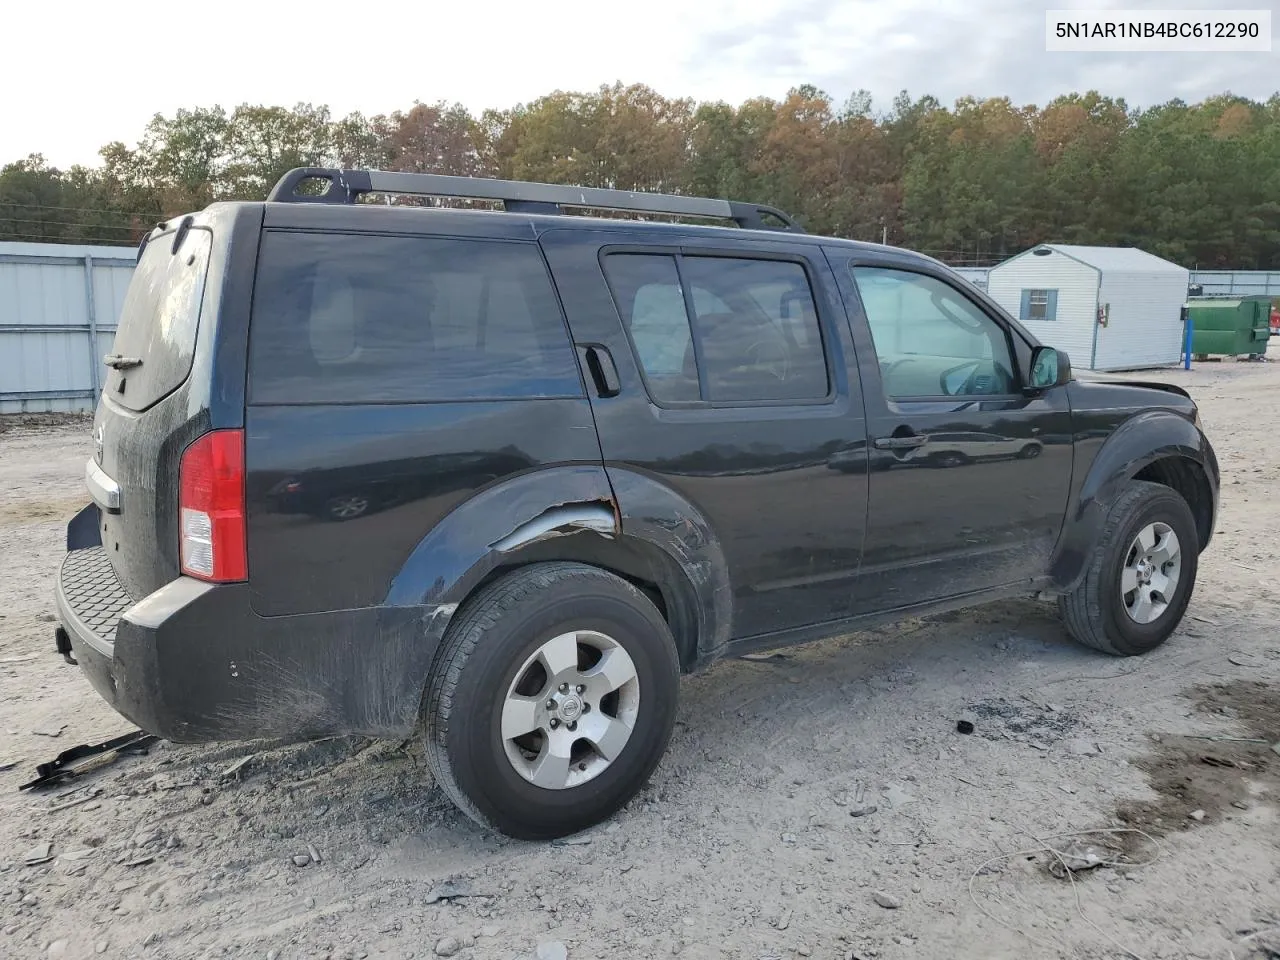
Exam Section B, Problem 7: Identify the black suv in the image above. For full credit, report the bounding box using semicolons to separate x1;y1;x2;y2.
54;168;1219;839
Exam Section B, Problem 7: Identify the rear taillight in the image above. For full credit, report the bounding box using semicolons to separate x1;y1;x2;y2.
179;429;246;582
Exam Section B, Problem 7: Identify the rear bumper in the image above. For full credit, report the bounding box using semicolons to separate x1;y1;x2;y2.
54;508;445;743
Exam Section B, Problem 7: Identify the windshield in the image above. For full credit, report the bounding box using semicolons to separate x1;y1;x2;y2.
105;227;212;412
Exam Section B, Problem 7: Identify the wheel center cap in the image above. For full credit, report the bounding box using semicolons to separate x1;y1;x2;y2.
559;696;583;722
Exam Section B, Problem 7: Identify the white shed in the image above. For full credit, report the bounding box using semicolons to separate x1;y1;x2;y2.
985;244;1190;372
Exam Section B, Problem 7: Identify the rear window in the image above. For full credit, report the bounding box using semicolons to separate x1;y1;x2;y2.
248;233;582;404
107;227;212;412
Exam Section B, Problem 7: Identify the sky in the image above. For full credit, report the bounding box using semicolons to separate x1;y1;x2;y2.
4;0;1276;168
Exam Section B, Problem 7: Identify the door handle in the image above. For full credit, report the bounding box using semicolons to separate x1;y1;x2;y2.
580;344;621;398
874;435;928;450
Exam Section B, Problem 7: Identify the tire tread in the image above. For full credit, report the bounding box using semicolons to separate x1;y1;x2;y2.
422;562;660;832
1058;480;1196;656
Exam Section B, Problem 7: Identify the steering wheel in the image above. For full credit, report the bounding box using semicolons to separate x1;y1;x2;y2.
745;338;790;381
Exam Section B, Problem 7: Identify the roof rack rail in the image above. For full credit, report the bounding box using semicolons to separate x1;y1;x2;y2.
266;168;803;233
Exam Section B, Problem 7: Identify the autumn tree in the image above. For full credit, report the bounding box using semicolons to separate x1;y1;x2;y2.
2;87;1279;267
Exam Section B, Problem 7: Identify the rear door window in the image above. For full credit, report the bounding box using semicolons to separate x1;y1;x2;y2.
603;253;830;405
248;233;582;404
107;228;212;412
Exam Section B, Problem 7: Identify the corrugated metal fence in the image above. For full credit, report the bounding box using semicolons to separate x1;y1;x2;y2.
0;242;137;414
1190;270;1280;297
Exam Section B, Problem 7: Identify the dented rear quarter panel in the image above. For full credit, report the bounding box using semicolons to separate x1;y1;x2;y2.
244;401;604;615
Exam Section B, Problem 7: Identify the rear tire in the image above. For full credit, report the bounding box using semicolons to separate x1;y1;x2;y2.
1058;480;1199;656
423;562;680;839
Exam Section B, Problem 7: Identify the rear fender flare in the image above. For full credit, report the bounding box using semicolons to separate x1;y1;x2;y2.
385;464;617;614
607;467;733;664
1049;411;1218;591
385;465;732;674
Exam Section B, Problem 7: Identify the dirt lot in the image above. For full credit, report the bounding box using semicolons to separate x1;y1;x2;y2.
2;356;1279;960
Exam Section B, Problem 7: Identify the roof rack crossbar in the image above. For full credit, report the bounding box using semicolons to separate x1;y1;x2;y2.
266;168;802;232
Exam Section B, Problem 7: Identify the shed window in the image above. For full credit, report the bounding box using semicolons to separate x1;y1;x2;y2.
1020;288;1058;321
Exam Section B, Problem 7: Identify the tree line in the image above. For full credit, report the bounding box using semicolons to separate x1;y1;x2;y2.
2;84;1277;268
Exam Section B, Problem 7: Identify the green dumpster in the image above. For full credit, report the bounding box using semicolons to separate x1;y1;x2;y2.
1187;296;1272;357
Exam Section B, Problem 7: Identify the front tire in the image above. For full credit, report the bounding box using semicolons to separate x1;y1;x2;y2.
423;562;680;839
1058;481;1199;656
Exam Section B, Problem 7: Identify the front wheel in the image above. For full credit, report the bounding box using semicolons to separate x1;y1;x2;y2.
1058;480;1200;656
422;562;680;839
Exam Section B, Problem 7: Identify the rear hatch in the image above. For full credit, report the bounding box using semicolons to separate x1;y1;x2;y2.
90;220;215;600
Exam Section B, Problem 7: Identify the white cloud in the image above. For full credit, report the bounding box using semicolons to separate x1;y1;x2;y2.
4;0;1275;168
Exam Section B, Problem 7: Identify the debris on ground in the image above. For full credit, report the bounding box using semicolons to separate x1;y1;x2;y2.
535;942;569;960
551;833;593;846
47;786;104;813
1228;652;1264;667
18;731;159;791
1046;840;1108;879
882;782;917;808
24;840;53;865
873;890;902;909
967;697;1081;744
955;720;974;735
1062;738;1102;756
218;755;255;781
423;880;483;904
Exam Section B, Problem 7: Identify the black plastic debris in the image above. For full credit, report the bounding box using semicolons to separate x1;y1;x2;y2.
19;730;158;791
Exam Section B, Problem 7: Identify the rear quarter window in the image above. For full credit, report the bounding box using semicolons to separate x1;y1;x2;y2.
248;233;582;404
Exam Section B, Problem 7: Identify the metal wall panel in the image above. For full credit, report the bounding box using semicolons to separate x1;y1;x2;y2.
1191;271;1280;297
0;242;134;414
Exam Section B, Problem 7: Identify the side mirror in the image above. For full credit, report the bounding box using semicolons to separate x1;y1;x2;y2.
1027;346;1072;391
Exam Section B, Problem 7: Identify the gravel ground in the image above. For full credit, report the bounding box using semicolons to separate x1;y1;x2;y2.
1;355;1278;960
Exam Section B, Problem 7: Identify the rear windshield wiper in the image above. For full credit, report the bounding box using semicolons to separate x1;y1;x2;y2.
103;354;143;370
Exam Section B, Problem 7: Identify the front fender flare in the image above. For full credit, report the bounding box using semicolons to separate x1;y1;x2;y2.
1049;410;1218;591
